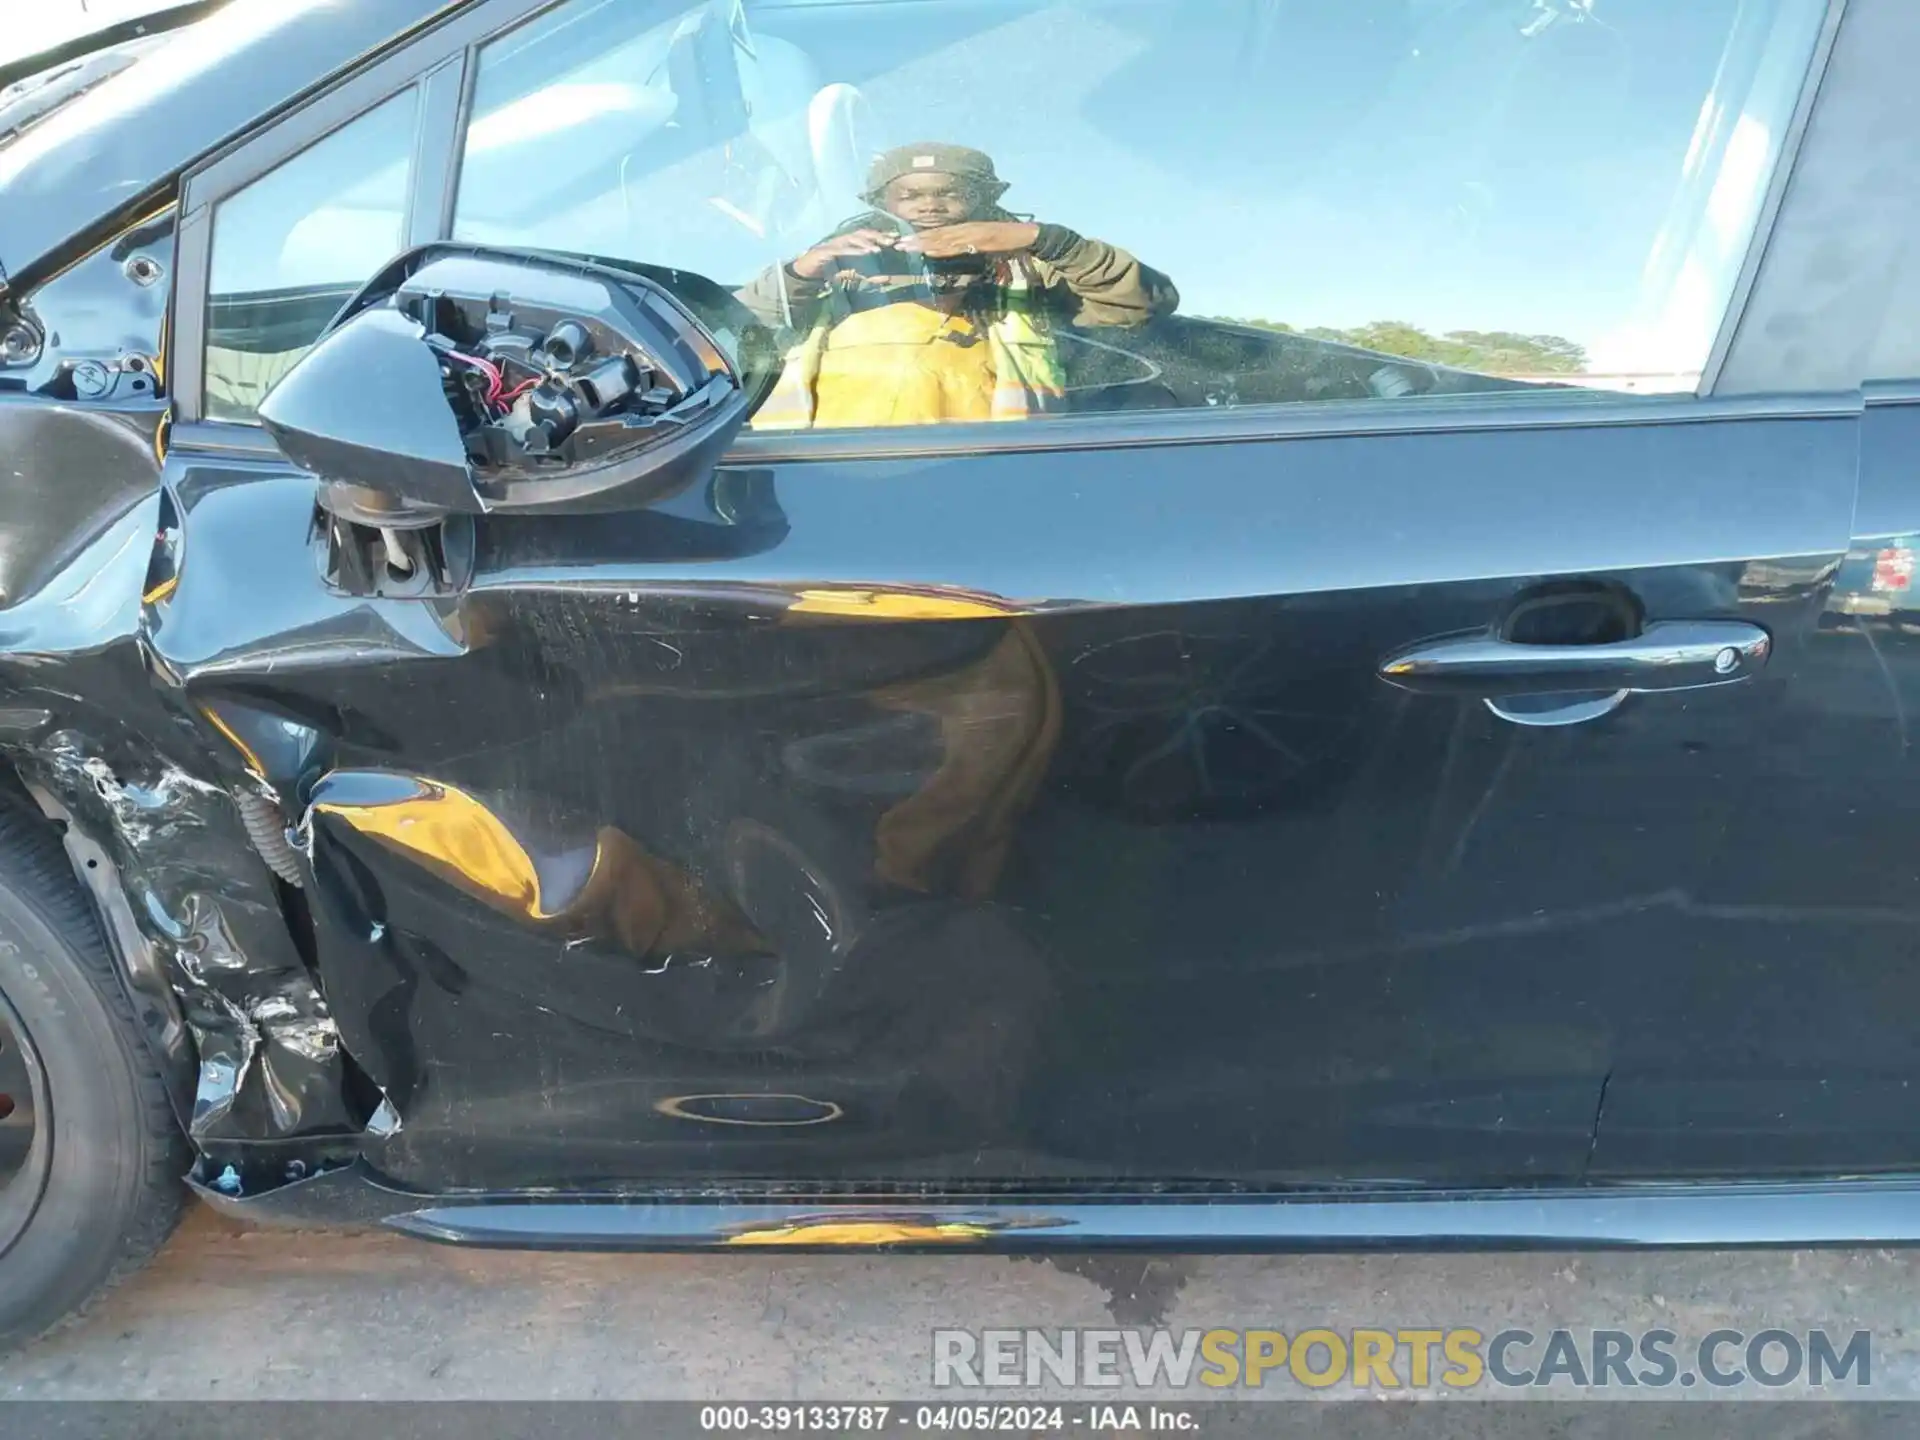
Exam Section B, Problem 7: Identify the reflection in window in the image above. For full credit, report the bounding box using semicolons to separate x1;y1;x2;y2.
452;0;1827;430
205;88;419;423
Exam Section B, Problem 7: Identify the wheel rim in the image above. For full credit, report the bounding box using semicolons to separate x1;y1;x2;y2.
0;988;50;1252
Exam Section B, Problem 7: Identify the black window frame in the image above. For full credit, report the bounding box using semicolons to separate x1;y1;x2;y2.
165;0;1862;460
169;0;540;432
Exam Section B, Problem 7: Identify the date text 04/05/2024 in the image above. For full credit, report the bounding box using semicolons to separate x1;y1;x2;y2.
698;1404;1199;1431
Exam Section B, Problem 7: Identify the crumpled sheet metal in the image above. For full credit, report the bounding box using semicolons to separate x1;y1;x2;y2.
0;402;369;1180
29;727;361;1153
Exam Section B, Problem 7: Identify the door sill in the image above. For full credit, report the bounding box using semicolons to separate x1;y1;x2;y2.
191;1161;1920;1250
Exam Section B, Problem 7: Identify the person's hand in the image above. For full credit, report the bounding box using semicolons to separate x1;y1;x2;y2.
789;228;899;280
897;221;1042;259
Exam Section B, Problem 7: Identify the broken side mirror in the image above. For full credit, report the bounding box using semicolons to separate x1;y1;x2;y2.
257;245;754;526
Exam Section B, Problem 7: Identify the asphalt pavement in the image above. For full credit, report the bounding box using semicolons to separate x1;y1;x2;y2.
2;1202;1918;1404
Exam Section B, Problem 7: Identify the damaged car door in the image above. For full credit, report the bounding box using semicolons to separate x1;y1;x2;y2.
142;0;1905;1199
142;241;783;1182
21;0;1920;1361
153;234;1877;1197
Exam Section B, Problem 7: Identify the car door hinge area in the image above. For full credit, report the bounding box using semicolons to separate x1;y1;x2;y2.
318;511;473;598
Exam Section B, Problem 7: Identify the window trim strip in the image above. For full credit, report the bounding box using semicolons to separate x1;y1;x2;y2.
167;204;211;425
164;388;1864;472
409;59;470;249
724;389;1863;466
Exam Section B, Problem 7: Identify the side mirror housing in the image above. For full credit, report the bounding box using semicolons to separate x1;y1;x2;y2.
258;245;752;523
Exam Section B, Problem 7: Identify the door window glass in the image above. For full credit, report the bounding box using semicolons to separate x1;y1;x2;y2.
453;0;1827;433
205;87;420;422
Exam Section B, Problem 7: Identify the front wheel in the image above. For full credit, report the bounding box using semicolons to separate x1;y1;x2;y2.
0;806;188;1351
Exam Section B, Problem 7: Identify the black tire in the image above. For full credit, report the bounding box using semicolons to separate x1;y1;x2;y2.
0;805;188;1351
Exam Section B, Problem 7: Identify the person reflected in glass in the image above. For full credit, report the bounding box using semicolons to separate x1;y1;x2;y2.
742;143;1176;429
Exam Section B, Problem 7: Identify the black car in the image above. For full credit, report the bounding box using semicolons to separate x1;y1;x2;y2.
1;0;1916;1346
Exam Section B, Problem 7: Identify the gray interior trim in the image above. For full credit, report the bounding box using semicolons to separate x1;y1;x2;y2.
1716;0;1920;394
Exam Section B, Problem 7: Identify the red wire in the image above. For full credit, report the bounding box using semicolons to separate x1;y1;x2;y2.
444;349;503;403
442;347;550;417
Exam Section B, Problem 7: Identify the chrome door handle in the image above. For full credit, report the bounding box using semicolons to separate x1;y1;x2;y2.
1378;620;1772;698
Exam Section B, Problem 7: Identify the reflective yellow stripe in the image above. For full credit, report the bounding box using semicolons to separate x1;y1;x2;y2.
787;587;1022;620
753;259;1067;428
725;1221;993;1246
750;334;829;430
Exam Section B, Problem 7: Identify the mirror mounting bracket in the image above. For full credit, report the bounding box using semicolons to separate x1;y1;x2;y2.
316;509;474;599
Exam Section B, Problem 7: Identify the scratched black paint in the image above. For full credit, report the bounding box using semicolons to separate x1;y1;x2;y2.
12;249;1920;1208
5;0;1920;1244
96;376;1909;1200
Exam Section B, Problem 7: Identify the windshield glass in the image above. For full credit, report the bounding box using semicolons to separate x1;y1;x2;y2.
0;1;196;67
0;3;212;151
0;37;167;149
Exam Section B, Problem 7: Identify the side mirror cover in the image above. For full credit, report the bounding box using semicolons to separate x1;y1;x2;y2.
257;245;757;522
258;307;483;521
